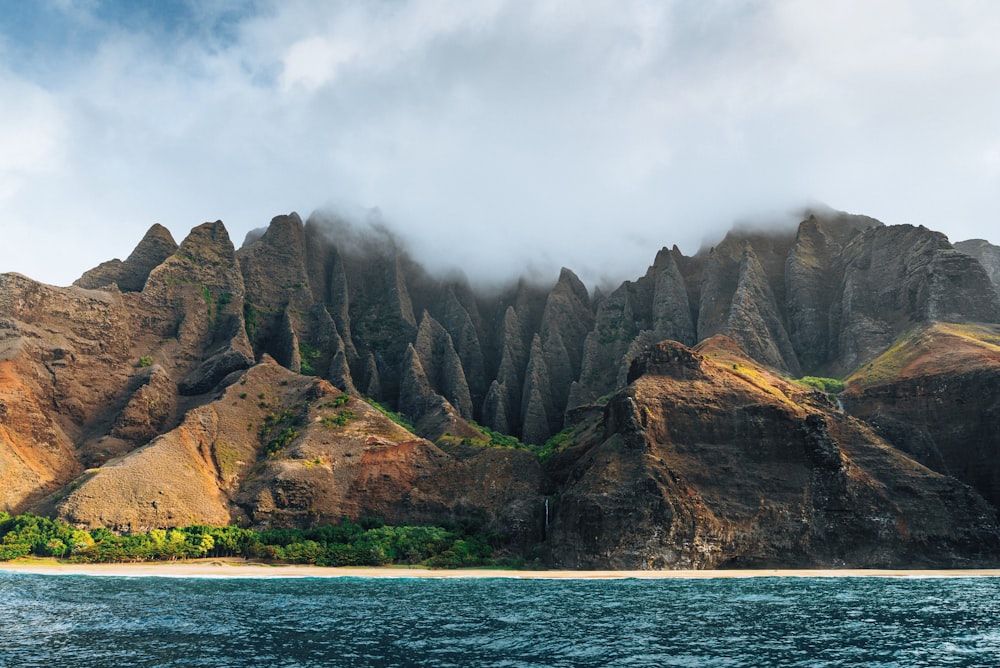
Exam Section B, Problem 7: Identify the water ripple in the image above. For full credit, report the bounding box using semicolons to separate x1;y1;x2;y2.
2;574;1000;667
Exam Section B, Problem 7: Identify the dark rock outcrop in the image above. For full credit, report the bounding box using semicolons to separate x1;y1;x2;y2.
413;312;473;419
842;322;1000;509
785;214;866;372
570;247;695;409
547;338;1000;569
831;225;1000;374
955;238;1000;293
75;224;178;292
519;269;594;442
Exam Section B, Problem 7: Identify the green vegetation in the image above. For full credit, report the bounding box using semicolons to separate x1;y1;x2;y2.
438;421;532;450
196;284;228;329
365;398;415;432
136;356;153;368
472;422;530;449
299;343;321;376
259;408;304;455
596;323;624;345
318;394;351;409
943;322;1000;346
243;302;258;341
534;423;584;463
797;376;845;394
322;410;356;428
265;428;298;455
213;441;243;480
434;418;592;466
318;395;355;427
0;513;505;568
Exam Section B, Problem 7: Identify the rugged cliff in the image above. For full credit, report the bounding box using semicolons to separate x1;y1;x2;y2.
546;338;999;569
841;322;1000;509
2;207;999;568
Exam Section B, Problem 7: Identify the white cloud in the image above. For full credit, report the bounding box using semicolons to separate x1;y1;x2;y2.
0;74;65;190
1;0;999;287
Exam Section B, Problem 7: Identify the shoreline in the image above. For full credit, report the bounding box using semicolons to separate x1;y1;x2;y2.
3;558;1000;579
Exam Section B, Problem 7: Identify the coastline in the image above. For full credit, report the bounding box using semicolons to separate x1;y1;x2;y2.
3;558;1000;579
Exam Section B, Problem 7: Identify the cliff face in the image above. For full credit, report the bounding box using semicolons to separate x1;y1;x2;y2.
181;210;997;445
955;239;1000;294
841;323;1000;509
546;339;1000;569
2;207;1000;568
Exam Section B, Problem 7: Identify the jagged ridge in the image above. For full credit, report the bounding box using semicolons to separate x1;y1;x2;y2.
2;207;1000;568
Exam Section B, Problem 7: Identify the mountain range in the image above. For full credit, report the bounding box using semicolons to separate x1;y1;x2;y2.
2;207;999;568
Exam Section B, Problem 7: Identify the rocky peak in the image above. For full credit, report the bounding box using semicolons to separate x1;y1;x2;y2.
140;220;247;320
234;214;315;365
237;213;311;311
696;236;746;340
438;286;487;413
785;216;846;372
137;221;254;395
955;238;1000;295
518;268;595;442
75;223;178;292
832;224;1000;373
649;248;695;345
726;243;801;375
413;311;474;419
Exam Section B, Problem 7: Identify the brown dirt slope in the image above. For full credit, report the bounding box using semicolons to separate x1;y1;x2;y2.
50;357;543;543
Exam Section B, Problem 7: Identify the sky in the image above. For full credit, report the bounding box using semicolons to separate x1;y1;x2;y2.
1;0;999;289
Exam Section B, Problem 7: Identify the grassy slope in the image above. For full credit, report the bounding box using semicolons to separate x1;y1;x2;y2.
844;322;1000;390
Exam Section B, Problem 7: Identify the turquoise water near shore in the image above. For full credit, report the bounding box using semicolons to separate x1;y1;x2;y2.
2;573;999;667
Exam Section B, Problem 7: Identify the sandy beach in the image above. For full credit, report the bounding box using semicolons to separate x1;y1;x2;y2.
3;559;1000;579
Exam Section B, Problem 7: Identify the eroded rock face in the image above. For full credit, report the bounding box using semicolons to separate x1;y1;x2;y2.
785;215;855;372
570;248;695;410
75;224;178;292
202;208;1000;443
48;356;544;539
546;339;1000;569
519;269;594;443
955;239;1000;294
841;323;1000;509
3;208;1000;568
0;275;135;512
0;221;253;515
832;225;1000;374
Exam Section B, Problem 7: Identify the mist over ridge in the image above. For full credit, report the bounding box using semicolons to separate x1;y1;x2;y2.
4;2;1000;291
231;201;834;296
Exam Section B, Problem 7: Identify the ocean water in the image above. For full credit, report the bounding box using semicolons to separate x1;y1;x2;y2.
2;573;1000;667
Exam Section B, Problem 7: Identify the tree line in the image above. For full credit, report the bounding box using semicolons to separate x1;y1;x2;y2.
0;512;503;568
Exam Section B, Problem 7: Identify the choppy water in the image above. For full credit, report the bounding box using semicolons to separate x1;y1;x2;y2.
2;572;1000;667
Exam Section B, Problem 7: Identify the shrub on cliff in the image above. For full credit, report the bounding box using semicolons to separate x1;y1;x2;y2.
798;376;845;394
